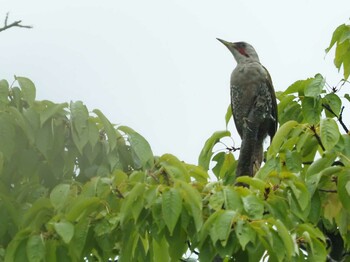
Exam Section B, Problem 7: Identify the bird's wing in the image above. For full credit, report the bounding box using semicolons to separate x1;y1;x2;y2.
263;65;278;139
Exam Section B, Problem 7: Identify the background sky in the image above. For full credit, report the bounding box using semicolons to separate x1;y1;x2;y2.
1;0;349;167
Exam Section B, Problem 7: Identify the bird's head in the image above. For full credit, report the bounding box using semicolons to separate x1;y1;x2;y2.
217;39;260;64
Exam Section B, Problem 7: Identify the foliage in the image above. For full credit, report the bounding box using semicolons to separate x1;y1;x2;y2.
1;22;350;262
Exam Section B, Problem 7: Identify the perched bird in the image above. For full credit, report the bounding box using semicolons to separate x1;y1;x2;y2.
217;39;277;178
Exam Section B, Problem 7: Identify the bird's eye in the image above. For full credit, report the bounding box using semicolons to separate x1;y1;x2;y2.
237;42;246;48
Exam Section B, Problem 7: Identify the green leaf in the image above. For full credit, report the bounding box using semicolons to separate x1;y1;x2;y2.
39;102;68;127
235;220;255;250
338;169;350;213
162;187;182;235
4;228;31;262
66;196;101;222
284;79;310;95
93;109;117;151
69;218;90;259
302;97;321;124
54;221;74;244
26;235;45;262
70;101;89;153
241;194;264;219
225;104;232;128
185;163;209;183
268;120;299;158
323;93;342;118
50;184;71;210
223;187;242;211
198;130;231;170
210;210;236;245
159;154;189;182
320;118;340;151
209;190;224;211
0;80;9;108
304;74;325;98
178;180;203;231
235;176;267;191
212;152;236;182
120;183;145;224
306;153;336;177
16;76;36;106
0;116;16;160
285;150;302;172
325;24;348;53
152;236;170;262
118;126;154;169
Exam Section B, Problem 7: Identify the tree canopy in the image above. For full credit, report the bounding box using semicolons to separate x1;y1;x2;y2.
0;22;350;262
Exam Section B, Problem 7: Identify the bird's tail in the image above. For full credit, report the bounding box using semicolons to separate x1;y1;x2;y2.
235;136;263;179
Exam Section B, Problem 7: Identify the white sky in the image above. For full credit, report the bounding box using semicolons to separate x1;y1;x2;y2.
1;0;349;166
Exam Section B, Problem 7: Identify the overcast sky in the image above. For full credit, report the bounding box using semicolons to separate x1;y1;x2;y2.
1;0;349;166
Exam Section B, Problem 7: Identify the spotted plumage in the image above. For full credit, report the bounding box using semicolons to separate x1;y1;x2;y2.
217;39;278;179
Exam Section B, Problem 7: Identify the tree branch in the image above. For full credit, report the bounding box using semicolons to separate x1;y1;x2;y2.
0;12;33;33
310;125;325;151
322;103;349;133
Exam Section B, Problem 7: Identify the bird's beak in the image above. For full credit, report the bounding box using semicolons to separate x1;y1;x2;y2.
216;38;232;49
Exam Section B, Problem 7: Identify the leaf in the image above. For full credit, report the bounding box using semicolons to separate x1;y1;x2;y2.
268;120;299;158
212;152;236;182
235;220;255;250
120;183;145;224
235;176;267;191
93;109;117;151
26;235;45;262
285;150;302;172
4;228;31;262
306;153;337;177
320;118;340;151
0;116;16;160
16;76;36;106
178;180;203;231
323;93;342;118
337;169;350;213
50;184;71;210
241;194;264;219
284;79;310;95
223;187;242;211
159;154;189;182
209;190;224;211
39;102;68;127
118;126;154;169
65;196;101;222
304;74;325;98
162;187;182;235
302;97;321;124
210;210;236;245
325;24;348;53
70;101;89;153
225;104;232;128
54;221;74;244
69;218;90;259
185;163;209;183
198;130;231;170
152;236;170;262
0;80;9;108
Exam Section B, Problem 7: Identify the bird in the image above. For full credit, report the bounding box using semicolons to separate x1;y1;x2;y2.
217;39;277;179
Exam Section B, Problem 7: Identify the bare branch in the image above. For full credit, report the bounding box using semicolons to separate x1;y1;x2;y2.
322;103;349;133
310;125;325;151
0;12;32;33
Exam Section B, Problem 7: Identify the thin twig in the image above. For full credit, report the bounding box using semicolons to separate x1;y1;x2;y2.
0;12;32;32
310;125;325;151
338;106;349;133
322;104;349;133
